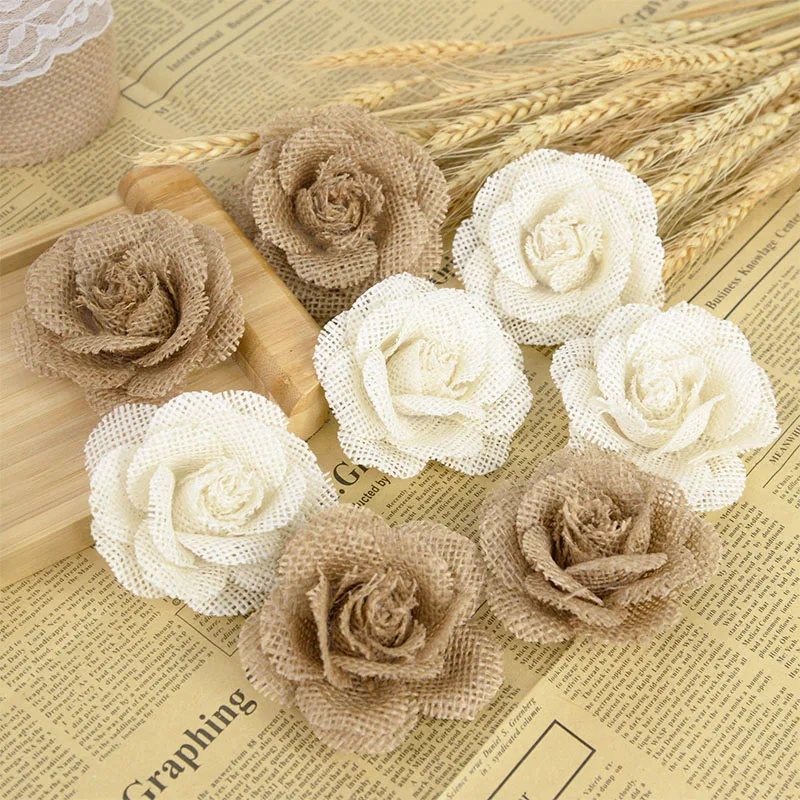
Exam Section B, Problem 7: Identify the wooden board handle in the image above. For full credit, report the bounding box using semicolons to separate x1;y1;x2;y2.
118;167;328;439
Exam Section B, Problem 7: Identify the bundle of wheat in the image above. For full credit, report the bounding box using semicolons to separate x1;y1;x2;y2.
135;0;800;280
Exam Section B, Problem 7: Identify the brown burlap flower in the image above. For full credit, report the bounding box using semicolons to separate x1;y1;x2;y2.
229;105;449;322
239;504;503;753
480;449;721;645
12;210;244;413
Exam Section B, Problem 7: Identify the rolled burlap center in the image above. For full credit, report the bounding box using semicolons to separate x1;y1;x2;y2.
0;27;118;167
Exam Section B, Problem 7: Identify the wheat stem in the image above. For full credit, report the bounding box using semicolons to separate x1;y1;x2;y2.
652;97;800;211
619;56;793;177
663;136;800;279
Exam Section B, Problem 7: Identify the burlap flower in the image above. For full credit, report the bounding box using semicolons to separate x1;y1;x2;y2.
452;150;664;345
314;273;533;478
239;504;503;753
230;105;449;323
551;302;779;511
481;449;721;645
85;391;336;615
12;210;244;413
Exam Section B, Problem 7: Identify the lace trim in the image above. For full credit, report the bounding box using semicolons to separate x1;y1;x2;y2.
1;0;113;86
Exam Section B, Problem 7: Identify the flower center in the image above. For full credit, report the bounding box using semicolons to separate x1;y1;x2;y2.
293;154;385;247
77;244;178;340
524;206;603;293
176;458;264;534
630;362;682;419
553;493;631;567
385;337;464;399
330;570;425;663
627;356;709;429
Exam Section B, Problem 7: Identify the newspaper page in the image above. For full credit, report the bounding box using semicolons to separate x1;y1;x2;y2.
2;1;798;799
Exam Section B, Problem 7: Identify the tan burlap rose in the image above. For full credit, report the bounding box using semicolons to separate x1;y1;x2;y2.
12;211;244;413
480;449;721;645
239;505;503;753
228;105;449;323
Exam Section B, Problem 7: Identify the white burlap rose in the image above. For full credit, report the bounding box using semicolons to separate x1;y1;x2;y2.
85;391;336;615
452;149;664;345
551;303;779;511
314;273;532;478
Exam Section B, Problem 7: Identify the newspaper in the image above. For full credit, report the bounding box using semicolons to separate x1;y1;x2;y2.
1;0;798;798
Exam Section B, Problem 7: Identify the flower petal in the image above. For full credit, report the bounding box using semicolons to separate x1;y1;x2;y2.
238;613;295;706
295;679;420;754
411;624;503;720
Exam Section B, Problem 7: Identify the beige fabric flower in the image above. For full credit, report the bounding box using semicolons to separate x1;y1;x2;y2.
230;105;449;323
480;449;721;645
551;302;779;511
239;505;503;753
314;273;532;479
452;149;664;345
85;391;336;616
12;210;244;413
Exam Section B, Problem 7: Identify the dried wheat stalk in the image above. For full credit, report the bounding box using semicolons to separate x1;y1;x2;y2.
310;39;507;69
332;76;429;110
425;82;588;152
663;134;800;280
444;65;779;225
619;56;795;177
652;96;800;212
135;130;261;166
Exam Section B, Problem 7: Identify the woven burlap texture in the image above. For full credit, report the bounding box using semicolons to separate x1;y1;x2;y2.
85;391;337;616
480;448;722;645
551;302;779;512
239;504;503;753
452;149;664;346
12;210;245;413
227;105;449;323
1;15;118;166
314;273;533;479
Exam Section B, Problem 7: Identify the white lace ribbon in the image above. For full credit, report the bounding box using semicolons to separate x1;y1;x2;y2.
1;0;113;86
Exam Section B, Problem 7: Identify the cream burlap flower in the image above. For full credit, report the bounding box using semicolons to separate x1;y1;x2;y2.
85;391;336;615
314;273;532;478
452;149;664;345
481;449;721;645
12;211;244;413
551;302;779;511
239;504;503;753
229;105;449;323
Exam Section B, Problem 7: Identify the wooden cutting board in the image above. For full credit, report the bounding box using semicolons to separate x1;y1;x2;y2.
0;167;328;588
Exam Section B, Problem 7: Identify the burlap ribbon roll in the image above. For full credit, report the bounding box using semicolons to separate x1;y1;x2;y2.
0;2;118;166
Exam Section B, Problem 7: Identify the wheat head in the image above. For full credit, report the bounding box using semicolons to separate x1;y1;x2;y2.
134;131;261;167
663;134;800;279
334;76;429;110
310;39;506;69
652;96;800;212
619;54;791;176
